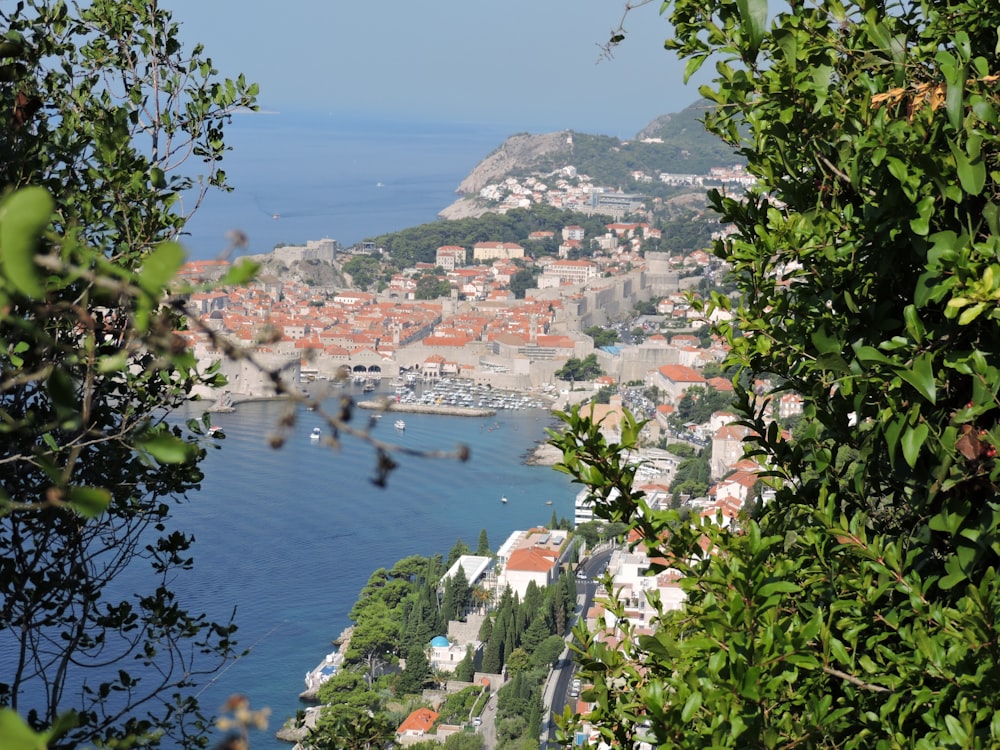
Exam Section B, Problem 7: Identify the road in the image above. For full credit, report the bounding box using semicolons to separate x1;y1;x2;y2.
540;547;614;748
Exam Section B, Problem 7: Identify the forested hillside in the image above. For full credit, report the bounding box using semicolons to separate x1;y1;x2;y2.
370;206;612;267
524;104;742;185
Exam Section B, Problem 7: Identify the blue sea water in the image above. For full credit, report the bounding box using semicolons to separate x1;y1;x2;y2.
168;389;577;748
178;110;514;260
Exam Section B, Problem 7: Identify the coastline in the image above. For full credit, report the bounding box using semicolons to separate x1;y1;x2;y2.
524;441;562;467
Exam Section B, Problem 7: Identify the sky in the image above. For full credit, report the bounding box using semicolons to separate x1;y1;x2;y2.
164;0;709;137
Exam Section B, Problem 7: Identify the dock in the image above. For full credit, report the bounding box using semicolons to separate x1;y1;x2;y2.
300;627;353;701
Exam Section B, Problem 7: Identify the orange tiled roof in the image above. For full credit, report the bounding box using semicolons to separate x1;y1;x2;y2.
397;708;439;735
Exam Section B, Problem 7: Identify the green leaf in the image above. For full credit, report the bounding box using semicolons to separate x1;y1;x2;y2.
139;433;195;464
958;302;986;325
218;260;260;287
950;138;986;196
97;352;129;373
138;241;186;295
903;305;925;344
680;690;702;722
47;367;78;411
758;580;801;598
901;422;929;468
68;485;112;518
897;354;936;403
0;186;54;299
810;327;842;355
944;714;968;745
149;166;166;188
735;0;767;60
0;708;50;750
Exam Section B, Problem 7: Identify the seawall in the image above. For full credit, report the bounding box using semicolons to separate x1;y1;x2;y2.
356;401;496;417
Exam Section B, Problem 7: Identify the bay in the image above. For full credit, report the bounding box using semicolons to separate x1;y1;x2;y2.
179;110;513;260
171;389;576;748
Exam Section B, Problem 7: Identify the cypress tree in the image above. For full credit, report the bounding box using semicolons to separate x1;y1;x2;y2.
451;565;472;619
476;528;491;556
454;645;476;682
478;614;493;642
481;630;502;674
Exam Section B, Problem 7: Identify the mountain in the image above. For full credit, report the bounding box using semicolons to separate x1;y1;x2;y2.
439;99;741;221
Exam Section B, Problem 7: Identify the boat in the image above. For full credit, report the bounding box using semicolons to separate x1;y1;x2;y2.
501;496;508;504
362;382;376;393
394;419;406;431
545;500;553;505
310;427;321;440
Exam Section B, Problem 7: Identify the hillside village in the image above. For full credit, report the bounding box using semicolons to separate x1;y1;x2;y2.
170;147;823;749
179;201;804;747
177;191;800;516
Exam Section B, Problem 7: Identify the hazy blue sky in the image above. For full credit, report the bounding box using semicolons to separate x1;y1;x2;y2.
165;0;708;136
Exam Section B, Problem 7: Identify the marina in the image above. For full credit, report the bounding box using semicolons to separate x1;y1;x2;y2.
354;376;555;418
393;377;553;411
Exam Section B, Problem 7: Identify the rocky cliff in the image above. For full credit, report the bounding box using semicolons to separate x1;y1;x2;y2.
438;131;572;220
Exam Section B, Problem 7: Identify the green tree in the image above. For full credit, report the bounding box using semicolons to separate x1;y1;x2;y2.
509;268;537;299
529;635;566;669
552;0;1000;744
396;643;433;696
439;733;484;750
669;385;733;427
556;353;602;382
0;2;257;747
476;528;491;556
310;704;395;750
344;600;401;682
584;326;620;347
504;647;532;676
441;565;471;623
414;271;452;300
342;254;382;290
454;645;476;682
519;616;552;654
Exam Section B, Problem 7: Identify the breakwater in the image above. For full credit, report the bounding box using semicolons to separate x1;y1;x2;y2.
357;400;496;417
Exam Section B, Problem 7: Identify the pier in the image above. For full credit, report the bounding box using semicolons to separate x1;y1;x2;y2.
357;401;496;417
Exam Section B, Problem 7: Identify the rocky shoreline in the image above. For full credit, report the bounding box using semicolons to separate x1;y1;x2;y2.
524;441;562;466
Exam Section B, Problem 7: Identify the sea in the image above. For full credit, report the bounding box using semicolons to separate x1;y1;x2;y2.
178;109;516;260
174;390;578;748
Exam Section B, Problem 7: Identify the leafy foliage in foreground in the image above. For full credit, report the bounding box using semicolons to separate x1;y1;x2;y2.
548;0;1000;745
0;1;258;747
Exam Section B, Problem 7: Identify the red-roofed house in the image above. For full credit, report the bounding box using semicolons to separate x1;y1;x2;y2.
497;527;572;598
396;708;440;745
650;364;706;402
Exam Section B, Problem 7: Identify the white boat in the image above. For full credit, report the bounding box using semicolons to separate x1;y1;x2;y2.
310;427;321;440
501;496;508;504
394;419;406;431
